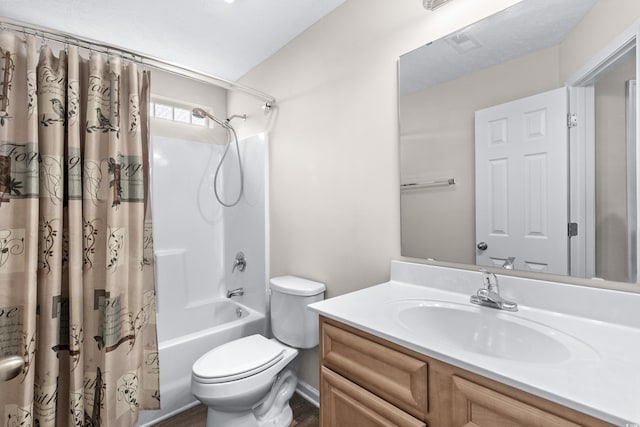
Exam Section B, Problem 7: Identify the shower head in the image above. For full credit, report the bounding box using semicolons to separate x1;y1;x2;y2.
191;108;228;128
192;107;208;119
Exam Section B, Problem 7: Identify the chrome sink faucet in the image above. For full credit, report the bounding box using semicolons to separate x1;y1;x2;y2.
470;270;518;312
502;256;515;270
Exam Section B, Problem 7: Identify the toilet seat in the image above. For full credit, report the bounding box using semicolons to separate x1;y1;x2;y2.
192;335;285;384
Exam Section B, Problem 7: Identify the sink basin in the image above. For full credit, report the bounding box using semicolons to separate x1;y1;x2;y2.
393;300;596;364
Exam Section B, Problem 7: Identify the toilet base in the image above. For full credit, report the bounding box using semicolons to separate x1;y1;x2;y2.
204;368;297;427
205;404;293;427
206;408;256;427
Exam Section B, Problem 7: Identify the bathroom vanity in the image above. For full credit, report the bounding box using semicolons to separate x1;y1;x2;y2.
319;317;611;426
309;261;640;426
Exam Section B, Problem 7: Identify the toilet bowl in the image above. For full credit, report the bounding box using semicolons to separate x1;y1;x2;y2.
191;276;325;427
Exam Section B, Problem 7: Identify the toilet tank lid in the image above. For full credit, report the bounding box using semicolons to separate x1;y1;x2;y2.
270;275;325;296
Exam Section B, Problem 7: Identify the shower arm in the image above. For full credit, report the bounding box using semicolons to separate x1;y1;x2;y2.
227;114;247;123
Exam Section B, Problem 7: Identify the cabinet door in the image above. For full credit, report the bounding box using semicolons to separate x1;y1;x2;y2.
451;376;582;427
321;367;426;427
321;320;428;419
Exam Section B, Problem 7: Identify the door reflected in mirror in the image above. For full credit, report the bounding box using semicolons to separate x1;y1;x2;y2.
398;0;640;283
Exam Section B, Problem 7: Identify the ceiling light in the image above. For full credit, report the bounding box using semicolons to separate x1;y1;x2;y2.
224;0;235;3
423;0;453;10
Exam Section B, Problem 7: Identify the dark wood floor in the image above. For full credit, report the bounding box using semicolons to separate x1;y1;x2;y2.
289;393;320;427
154;393;319;426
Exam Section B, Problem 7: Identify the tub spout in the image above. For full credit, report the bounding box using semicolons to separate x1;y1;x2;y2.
226;288;244;298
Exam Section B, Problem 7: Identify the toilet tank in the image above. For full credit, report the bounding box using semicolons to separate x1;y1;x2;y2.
269;275;325;349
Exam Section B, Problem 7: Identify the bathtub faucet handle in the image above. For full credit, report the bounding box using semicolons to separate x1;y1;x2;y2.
232;251;247;273
226;288;245;298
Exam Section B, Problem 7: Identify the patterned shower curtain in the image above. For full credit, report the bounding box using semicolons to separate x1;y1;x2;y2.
0;31;160;426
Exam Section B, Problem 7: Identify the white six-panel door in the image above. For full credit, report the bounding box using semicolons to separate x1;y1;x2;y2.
475;87;569;275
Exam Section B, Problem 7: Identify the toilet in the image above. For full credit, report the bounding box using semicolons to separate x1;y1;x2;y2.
191;275;325;427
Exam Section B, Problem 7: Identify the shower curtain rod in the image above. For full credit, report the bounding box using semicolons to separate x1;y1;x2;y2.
0;17;277;107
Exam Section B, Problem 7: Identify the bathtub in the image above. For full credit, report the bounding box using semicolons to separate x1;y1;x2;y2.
136;298;266;426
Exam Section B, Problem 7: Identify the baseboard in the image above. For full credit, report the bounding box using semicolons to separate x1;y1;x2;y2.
295;380;319;407
136;400;200;427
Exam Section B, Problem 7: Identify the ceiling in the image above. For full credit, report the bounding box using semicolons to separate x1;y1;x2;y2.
0;0;346;81
399;0;599;95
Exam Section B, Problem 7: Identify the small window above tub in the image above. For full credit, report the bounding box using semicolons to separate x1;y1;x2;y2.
150;96;211;127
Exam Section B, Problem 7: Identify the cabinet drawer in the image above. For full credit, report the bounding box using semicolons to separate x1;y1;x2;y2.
452;375;586;427
321;320;428;420
321;367;426;427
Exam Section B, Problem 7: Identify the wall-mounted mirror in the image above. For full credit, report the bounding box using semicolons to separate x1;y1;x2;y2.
399;0;640;284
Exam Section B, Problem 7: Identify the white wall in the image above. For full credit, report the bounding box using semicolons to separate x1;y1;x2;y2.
228;0;522;390
559;0;640;82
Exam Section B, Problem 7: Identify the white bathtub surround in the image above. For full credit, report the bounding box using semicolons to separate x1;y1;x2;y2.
223;132;269;314
138;133;269;426
309;260;640;425
150;134;268;317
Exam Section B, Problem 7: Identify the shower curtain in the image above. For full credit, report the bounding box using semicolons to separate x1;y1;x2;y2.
0;31;160;426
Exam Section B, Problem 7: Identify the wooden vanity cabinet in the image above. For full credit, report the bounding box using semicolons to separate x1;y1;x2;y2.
321;367;426;427
319;316;614;427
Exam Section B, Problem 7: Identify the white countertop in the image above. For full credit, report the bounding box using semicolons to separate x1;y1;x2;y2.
308;261;640;425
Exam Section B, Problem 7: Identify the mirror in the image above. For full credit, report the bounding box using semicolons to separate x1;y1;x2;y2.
399;0;640;283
